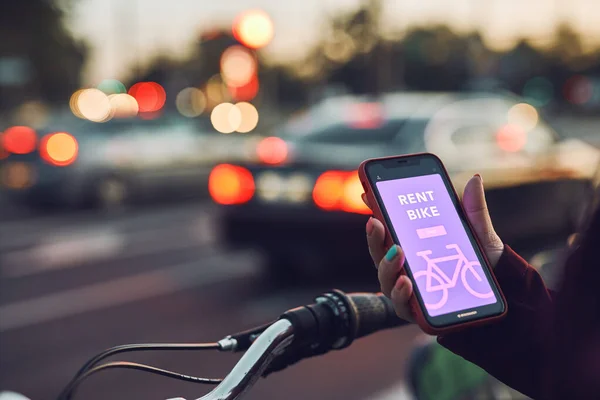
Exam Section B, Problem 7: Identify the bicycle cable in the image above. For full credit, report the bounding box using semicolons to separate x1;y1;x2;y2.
71;342;221;379
57;361;223;400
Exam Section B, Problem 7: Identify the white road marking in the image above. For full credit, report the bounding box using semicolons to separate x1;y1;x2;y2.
1;229;125;277
0;202;214;252
366;382;413;400
0;250;260;332
1;214;218;277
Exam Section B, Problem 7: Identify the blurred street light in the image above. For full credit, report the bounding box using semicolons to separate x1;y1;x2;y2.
206;75;231;106
98;79;127;95
507;103;539;132
220;45;257;87
1;126;37;154
234;102;259;133
128;82;166;113
211;102;242;133
40;133;79;167
228;75;259;102
232;10;274;49
563;75;594;105
108;93;139;118
72;89;113;122
176;87;207;117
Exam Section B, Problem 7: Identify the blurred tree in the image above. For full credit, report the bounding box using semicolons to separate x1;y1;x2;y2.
497;39;550;93
401;26;470;91
0;0;87;111
552;24;585;68
317;0;384;94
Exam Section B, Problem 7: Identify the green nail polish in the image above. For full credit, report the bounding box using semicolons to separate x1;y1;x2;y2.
385;245;398;262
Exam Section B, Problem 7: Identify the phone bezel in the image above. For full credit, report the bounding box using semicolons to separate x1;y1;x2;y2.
364;154;505;328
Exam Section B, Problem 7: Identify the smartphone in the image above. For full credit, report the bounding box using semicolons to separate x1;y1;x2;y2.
359;153;507;335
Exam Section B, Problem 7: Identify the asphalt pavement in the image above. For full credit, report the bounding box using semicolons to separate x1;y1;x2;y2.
0;201;420;400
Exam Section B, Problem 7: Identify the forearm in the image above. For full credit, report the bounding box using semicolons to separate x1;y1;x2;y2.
437;245;554;399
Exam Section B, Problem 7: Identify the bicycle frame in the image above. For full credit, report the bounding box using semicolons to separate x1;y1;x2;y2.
417;244;468;291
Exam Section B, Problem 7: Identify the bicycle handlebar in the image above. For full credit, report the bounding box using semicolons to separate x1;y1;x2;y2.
59;290;409;400
170;290;410;400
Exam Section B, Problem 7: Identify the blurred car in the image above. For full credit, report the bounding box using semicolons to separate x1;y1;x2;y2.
0;113;219;210
208;91;599;279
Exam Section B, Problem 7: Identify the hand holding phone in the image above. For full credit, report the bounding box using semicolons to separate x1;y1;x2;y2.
359;153;507;335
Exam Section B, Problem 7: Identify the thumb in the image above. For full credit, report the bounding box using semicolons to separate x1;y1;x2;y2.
462;174;504;266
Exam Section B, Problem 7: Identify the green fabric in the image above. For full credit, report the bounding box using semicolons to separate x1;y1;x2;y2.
416;342;490;400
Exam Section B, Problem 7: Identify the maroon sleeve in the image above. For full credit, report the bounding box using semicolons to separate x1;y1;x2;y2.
437;245;554;399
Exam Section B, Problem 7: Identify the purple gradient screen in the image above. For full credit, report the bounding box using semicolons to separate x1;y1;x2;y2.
376;174;497;317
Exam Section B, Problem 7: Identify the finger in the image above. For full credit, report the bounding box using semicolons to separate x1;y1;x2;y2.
463;174;496;242
390;275;415;321
361;193;372;209
367;217;387;266
378;245;405;297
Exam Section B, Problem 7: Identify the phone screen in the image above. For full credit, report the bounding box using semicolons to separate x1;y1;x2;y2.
375;173;498;318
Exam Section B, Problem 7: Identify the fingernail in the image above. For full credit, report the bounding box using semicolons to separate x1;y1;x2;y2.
366;217;374;235
474;173;482;182
395;277;406;292
385;245;398;262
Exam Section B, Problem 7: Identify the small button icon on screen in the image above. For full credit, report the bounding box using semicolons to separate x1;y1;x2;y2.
416;225;447;239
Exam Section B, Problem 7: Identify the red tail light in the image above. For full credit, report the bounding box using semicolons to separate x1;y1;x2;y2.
496;124;526;152
39;132;78;166
2;126;37;154
209;164;255;205
256;137;288;165
313;170;370;215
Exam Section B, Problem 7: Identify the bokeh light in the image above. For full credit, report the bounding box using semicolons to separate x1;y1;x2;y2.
324;31;356;64
1;162;35;189
76;88;113;122
507;103;539;132
522;77;554;107
108;93;139;118
232;10;274;49
496;124;527;152
256;136;288;164
1;126;37;154
176;87;207;117
40;132;78;166
206;75;231;105
256;171;283;201
97;79;127;95
228;75;259;101
128;82;166;112
14;101;50;129
69;89;86;119
563;75;594;105
234;102;259;133
211;103;242;133
208;164;255;205
0;132;7;159
312;171;345;210
341;171;370;214
220;45;257;87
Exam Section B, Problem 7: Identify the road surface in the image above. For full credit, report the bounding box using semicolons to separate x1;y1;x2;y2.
0;203;420;400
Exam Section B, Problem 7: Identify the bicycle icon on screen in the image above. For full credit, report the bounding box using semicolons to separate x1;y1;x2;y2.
414;244;494;310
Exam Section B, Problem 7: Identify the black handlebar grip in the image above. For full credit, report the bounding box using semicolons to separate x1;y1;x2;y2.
348;293;410;340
